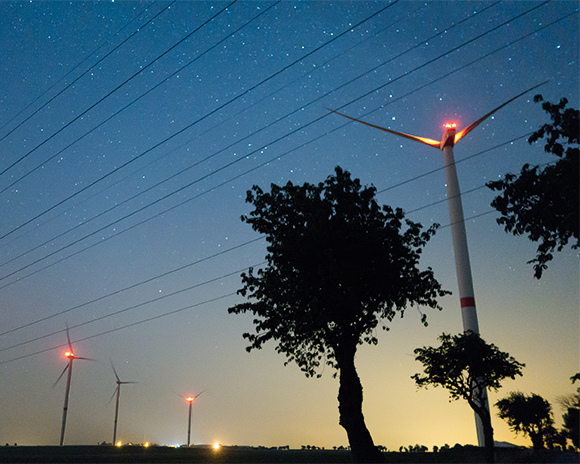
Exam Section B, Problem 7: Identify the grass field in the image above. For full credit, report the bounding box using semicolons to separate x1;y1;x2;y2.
0;445;578;463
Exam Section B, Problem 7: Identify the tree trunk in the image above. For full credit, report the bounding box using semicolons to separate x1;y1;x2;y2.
336;346;384;463
471;401;495;463
480;411;495;464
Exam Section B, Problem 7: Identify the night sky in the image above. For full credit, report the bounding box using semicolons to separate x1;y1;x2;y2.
0;0;578;450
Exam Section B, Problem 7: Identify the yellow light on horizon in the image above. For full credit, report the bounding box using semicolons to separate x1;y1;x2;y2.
116;441;122;447
213;442;220;451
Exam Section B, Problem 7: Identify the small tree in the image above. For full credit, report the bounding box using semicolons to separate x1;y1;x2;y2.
229;167;449;463
487;95;579;278
559;373;580;449
495;392;554;450
412;331;524;463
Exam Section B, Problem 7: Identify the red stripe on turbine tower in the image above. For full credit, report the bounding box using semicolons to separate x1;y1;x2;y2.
461;297;476;308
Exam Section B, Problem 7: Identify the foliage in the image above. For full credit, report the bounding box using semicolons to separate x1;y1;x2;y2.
229;166;448;378
487;95;579;278
412;331;524;463
495;392;555;450
412;331;524;402
559;373;580;448
229;167;449;462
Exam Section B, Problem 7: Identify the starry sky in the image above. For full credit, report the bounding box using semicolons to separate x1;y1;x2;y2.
0;0;578;450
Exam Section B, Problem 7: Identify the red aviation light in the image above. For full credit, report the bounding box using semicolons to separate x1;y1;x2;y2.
444;122;457;129
186;397;194;402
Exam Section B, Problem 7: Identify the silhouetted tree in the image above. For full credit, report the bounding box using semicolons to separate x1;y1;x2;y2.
229;167;449;463
412;331;524;463
496;392;554;450
487;95;579;278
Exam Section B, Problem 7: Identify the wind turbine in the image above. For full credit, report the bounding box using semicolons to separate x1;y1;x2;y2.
53;328;92;446
327;81;546;446
179;390;205;447
110;362;136;446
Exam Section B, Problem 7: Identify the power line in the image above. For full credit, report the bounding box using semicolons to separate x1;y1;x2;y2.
0;237;264;337
0;261;265;354
0;0;236;181
1;4;565;288
0;292;238;366
0;1;171;143
0;0;390;239
0;1;429;268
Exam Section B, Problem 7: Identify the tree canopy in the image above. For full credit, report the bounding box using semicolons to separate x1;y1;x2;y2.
412;331;524;463
487;95;579;278
496;391;555;451
229;167;449;462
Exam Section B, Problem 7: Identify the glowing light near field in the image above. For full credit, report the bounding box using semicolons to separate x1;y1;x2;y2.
144;442;150;448
116;441;122;447
213;442;221;451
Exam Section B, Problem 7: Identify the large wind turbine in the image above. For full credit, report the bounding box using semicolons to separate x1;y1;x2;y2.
53;328;91;446
110;362;136;446
327;81;546;445
180;390;205;447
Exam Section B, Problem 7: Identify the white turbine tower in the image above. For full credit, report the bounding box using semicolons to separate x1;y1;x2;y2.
327;81;546;445
53;328;91;446
110;362;136;446
179;390;205;447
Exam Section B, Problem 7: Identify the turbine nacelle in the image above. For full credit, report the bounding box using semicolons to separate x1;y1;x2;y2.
442;122;457;148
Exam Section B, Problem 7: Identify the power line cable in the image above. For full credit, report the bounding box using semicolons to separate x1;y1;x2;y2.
0;0;235;180
0;0;391;239
0;1;431;268
0;4;564;288
0;292;238;366
0;262;265;354
0;1;170;143
0;1;278;201
0;3;575;369
0;237;264;337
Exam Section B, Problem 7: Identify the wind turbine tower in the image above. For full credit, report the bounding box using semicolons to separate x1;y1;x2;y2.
54;329;91;446
180;391;204;447
328;81;546;445
110;362;136;446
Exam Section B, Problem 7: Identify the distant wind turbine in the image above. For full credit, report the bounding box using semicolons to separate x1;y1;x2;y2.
110;361;136;446
179;390;205;447
53;328;92;446
327;80;547;446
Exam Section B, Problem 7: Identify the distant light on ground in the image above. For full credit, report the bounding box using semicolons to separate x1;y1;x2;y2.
116;441;122;447
144;442;149;448
213;442;220;451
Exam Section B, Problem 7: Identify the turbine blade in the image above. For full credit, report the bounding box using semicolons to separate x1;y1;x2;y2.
53;363;70;388
326;108;441;148
107;386;119;405
194;390;206;399
65;326;73;353
111;361;120;383
74;356;95;361
454;80;549;143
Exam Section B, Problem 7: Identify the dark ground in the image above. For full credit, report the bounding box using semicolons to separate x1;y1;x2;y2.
0;445;577;463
